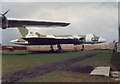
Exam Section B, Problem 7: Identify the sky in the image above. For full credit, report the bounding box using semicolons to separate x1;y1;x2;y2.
1;0;119;2
0;2;118;45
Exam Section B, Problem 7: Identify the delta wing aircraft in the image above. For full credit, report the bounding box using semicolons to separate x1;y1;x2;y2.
11;28;106;52
0;10;70;29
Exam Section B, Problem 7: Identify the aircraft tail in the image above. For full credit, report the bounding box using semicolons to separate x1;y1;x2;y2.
18;27;46;38
18;27;29;38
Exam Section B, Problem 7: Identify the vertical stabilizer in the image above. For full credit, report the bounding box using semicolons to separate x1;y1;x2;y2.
18;27;28;38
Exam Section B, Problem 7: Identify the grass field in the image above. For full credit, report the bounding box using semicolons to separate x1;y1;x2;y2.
72;50;113;67
2;50;95;74
2;50;119;82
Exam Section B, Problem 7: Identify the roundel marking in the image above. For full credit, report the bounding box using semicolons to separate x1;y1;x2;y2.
91;37;95;41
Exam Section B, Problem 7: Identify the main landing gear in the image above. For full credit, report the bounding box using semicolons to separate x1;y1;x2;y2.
49;44;62;53
49;45;55;52
56;44;62;53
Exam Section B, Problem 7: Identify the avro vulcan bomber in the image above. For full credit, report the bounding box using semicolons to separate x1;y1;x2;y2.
11;28;106;52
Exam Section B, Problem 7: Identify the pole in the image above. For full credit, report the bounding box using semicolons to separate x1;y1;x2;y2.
118;25;120;52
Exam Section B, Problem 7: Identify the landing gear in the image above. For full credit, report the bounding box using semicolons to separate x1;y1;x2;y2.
49;45;54;52
49;44;62;53
56;44;62;53
81;45;84;51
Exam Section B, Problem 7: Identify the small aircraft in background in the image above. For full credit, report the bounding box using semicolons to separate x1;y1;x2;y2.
11;27;106;52
0;10;70;29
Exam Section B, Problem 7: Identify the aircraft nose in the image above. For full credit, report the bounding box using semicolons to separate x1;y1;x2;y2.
98;37;106;43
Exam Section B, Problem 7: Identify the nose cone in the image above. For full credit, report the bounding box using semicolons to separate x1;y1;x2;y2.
98;37;106;43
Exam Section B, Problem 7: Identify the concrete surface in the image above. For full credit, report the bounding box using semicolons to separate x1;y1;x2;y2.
90;66;110;76
111;71;120;81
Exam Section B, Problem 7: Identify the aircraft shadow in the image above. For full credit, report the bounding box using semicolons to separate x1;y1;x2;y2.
29;50;78;54
2;50;79;56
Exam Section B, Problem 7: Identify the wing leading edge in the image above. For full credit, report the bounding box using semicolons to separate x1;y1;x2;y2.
8;19;70;28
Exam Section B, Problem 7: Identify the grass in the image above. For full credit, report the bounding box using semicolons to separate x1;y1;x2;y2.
72;50;113;67
110;52;120;70
2;50;119;82
2;50;96;74
24;70;113;82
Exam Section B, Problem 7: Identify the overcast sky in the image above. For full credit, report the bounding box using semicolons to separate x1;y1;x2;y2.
0;2;118;45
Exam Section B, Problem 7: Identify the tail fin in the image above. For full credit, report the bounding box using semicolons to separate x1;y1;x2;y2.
18;27;28;38
35;32;41;37
18;27;46;38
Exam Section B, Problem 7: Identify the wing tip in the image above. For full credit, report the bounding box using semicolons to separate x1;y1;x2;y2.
62;22;70;27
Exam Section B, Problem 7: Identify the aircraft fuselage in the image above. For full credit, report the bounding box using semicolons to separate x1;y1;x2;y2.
11;34;106;45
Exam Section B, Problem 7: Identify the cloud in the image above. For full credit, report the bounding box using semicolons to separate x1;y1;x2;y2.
28;3;118;41
1;0;117;2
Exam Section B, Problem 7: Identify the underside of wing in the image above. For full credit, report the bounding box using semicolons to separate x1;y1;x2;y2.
79;38;85;40
8;19;70;28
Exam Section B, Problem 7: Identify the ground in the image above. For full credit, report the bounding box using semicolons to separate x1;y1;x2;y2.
2;50;120;82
